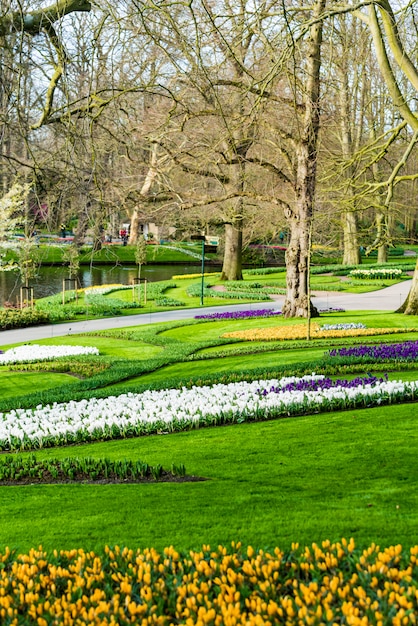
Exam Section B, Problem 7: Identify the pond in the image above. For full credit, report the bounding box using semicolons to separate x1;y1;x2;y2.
0;263;205;306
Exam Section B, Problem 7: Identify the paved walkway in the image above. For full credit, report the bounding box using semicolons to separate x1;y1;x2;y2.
0;280;413;347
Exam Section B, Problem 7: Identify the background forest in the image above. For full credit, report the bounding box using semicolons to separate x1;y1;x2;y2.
1;0;418;315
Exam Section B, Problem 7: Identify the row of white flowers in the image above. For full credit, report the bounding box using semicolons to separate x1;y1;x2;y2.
0;344;99;365
321;323;366;331
162;245;210;261
0;374;416;450
83;284;132;296
349;268;403;279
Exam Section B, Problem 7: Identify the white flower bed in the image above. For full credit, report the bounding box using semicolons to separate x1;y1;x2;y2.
321;323;366;331
162;245;209;260
349;268;403;279
0;345;99;365
83;284;131;296
0;374;416;450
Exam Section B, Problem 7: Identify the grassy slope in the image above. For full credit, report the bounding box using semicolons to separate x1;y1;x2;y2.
1;277;418;553
0;371;78;399
2;311;418;399
0;402;417;552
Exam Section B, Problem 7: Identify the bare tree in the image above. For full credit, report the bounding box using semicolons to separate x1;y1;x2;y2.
349;0;418;313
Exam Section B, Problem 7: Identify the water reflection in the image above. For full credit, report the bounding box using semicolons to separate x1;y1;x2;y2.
0;264;204;306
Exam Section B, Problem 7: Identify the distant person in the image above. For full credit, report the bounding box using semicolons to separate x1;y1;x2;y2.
120;229;128;245
60;223;66;238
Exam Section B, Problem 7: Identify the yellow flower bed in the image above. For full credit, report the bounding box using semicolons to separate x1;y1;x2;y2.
172;272;220;280
1;539;418;624
223;323;413;342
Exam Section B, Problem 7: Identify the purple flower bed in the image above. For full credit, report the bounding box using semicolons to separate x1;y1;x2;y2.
259;374;388;396
195;309;282;320
327;341;418;360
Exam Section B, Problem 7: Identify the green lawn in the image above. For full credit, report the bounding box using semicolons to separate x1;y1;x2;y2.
2;310;418;402
0;402;417;552
1;277;418;554
0;371;78;399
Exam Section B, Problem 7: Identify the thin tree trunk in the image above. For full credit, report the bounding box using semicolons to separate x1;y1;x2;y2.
129;145;158;244
376;212;387;263
339;53;361;266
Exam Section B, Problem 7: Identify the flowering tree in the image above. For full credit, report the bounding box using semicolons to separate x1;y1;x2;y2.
0;182;27;241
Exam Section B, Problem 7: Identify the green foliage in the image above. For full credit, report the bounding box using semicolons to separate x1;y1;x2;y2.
146;280;177;300
226;280;286;295
186;282;271;300
84;294;142;316
34;290;142;321
0;308;50;329
134;236;148;275
155;297;186;307
245;267;286;275
16;237;42;285
62;244;80;278
8;357;109;378
0;453;186;482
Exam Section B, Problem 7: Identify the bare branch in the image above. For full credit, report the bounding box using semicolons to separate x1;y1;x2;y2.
0;0;91;36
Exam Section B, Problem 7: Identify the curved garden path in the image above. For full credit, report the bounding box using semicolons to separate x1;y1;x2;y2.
0;280;413;347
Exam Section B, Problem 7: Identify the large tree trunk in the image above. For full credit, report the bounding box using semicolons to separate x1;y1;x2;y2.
128;208;141;245
282;0;325;318
283;216;318;318
220;138;246;280
397;258;418;314
221;219;243;281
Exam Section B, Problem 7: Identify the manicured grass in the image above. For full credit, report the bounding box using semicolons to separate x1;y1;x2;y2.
1;274;418;557
14;335;164;360
0;402;417;552
116;344;418;387
29;242;219;265
2;311;418;400
0;371;78;399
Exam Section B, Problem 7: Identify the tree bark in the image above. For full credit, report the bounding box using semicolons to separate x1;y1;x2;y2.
283;215;318;318
376;212;387;263
129;146;158;244
282;0;325;318
0;0;91;36
342;211;361;264
339;50;361;266
220;220;243;281
397;258;418;314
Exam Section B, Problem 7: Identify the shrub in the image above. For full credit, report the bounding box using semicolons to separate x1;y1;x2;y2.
0;308;50;330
